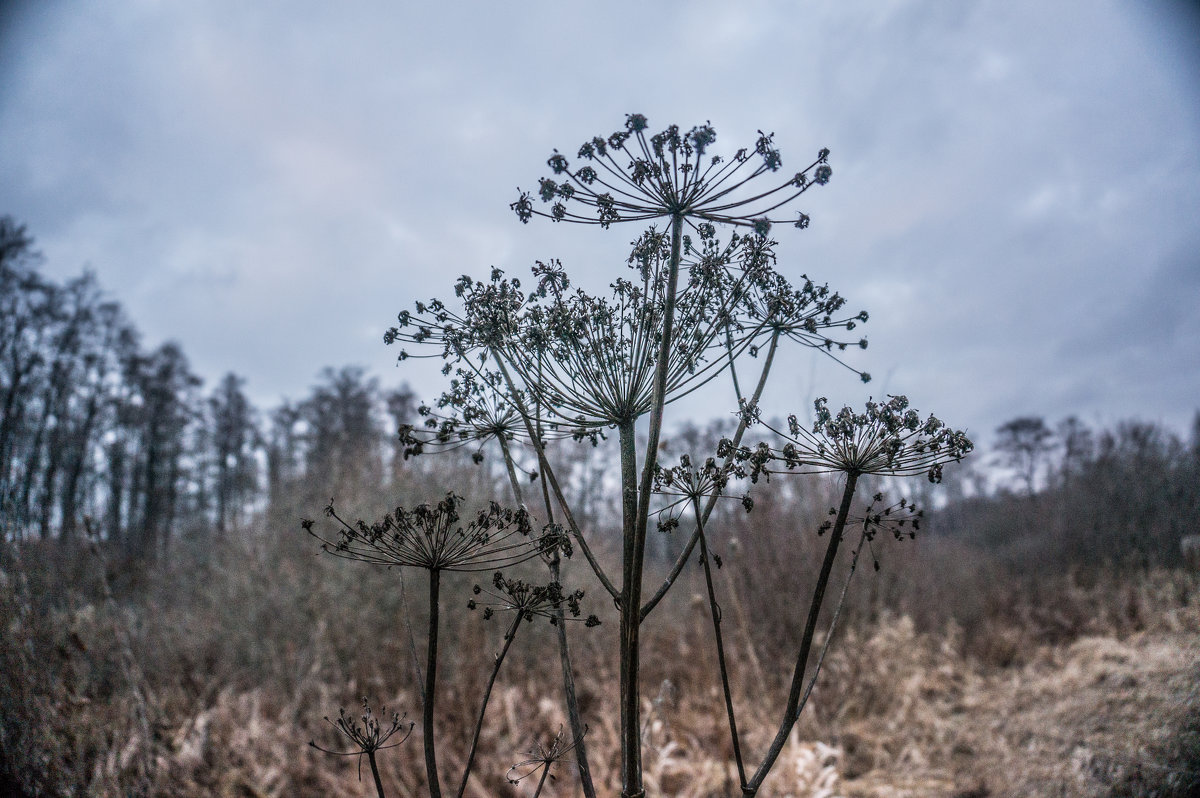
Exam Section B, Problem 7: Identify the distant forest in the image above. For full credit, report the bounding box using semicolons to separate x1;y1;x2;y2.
0;216;418;555
2;214;1198;577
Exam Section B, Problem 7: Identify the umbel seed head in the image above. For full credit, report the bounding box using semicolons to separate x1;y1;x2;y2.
513;114;832;232
307;493;565;572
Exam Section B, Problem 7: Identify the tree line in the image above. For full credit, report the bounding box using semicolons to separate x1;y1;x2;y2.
3;213;1197;576
939;412;1200;572
0;216;422;560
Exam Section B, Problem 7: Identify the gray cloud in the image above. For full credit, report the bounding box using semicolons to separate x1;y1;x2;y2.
1;0;1197;443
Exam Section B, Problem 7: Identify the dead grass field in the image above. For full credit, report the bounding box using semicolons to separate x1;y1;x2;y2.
833;626;1200;797
4;531;1198;798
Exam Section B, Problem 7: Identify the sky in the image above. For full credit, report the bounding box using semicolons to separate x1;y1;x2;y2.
1;0;1199;450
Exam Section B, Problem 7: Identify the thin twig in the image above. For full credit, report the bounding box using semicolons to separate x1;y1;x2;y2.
457;613;523;798
692;496;747;788
744;471;859;795
641;329;780;622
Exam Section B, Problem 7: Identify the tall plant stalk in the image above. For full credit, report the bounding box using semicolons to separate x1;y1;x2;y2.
497;428;597;798
457;612;522;798
693;496;747;787
611;212;684;797
345;114;975;798
617;418;644;795
423;568;442;798
547;556;596;798
743;471;857;795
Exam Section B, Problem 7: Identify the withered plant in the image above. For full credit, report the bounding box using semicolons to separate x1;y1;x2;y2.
313;114;972;797
305;494;573;797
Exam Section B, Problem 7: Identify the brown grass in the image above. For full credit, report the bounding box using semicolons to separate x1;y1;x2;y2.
2;524;1198;797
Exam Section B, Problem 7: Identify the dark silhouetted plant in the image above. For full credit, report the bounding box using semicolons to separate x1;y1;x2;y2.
309;699;413;798
507;726;588;798
320;114;971;798
304;494;572;797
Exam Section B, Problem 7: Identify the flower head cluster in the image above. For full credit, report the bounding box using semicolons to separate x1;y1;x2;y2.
510;242;737;429
850;493;923;542
674;229;871;379
512;114;832;233
389;235;768;433
651;453;753;532
399;367;548;461
384;267;531;368
309;697;413;759
817;493;926;574
506;726;587;788
304;493;566;572
738;268;872;382
386;220;875;434
468;571;600;627
733;395;973;482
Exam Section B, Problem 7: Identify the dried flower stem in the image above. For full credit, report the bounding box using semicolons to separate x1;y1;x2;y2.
495;427;598;798
641;328;780;622
495;435;525;505
794;528;870;721
457;611;523;798
615;213;684;797
368;751;385;798
531;764;553;798
617;418;644;796
548;555;597;798
744;471;858;795
691;495;747;787
424;568;443;798
532;432;599;798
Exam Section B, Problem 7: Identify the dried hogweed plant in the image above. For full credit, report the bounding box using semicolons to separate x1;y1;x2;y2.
304;494;572;797
309;699;413;798
314;114;972;797
507;726;589;798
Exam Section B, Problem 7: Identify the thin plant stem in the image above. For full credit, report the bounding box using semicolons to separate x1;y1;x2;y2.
531;763;553;798
548;555;598;798
496;433;525;507
496;432;525;506
632;212;683;560
641;329;780;622
723;324;744;405
424;568;443;798
794;530;868;722
620;212;683;798
492;355;618;599
367;751;386;798
617;419;643;797
743;471;859;796
532;428;600;798
457;612;523;798
692;496;747;788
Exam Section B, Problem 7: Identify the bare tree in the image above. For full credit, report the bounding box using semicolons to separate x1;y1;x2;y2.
208;373;260;534
994;416;1056;494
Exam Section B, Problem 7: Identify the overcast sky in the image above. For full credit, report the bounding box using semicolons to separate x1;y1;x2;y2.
1;1;1198;448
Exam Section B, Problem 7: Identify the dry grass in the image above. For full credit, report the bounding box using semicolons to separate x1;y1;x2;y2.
2;528;1199;797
